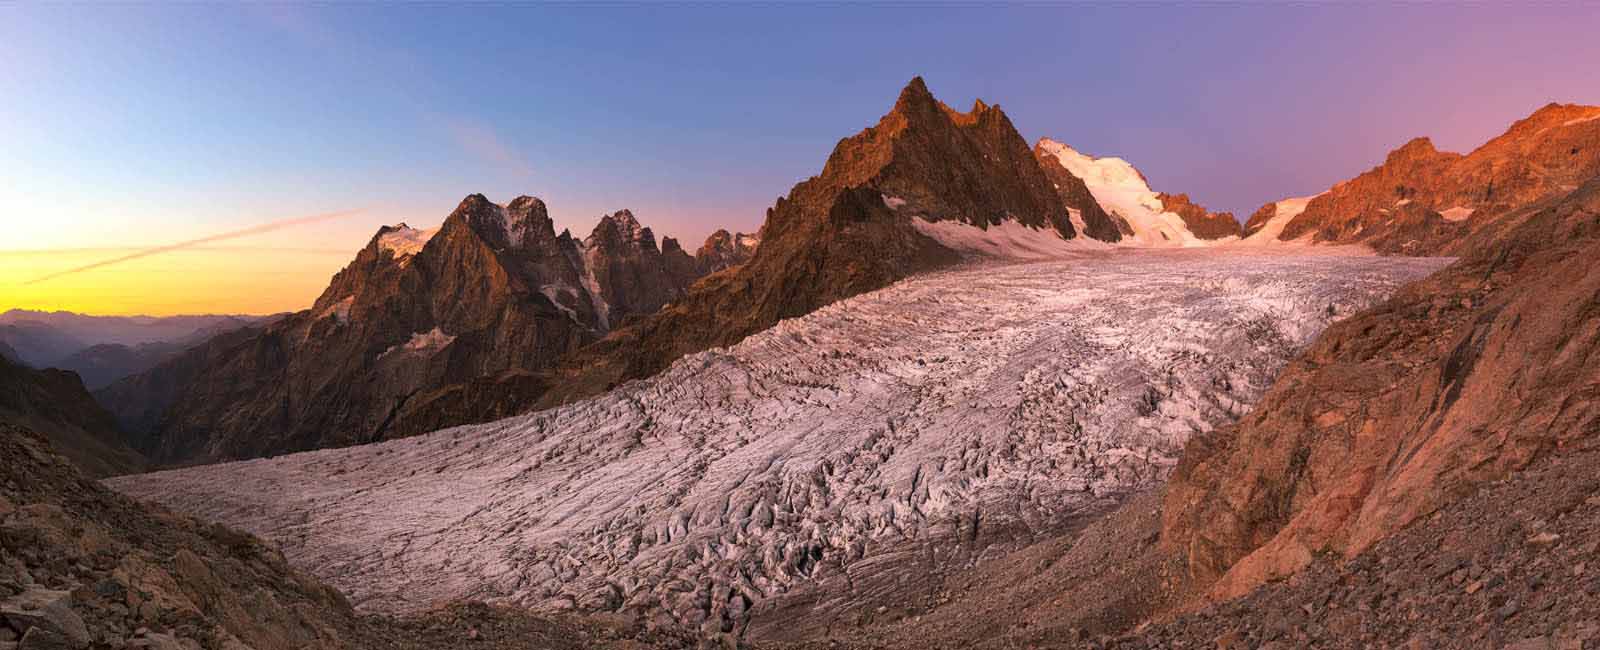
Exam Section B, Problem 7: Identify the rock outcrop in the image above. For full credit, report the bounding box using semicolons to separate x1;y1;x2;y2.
1118;447;1600;650
0;355;143;478
693;229;760;274
1154;192;1242;240
103;197;709;464
1163;177;1600;602
1261;103;1600;254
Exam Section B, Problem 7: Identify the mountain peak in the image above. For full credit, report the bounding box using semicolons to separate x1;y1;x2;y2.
443;193;557;250
588;209;653;250
891;76;941;118
1384;137;1445;165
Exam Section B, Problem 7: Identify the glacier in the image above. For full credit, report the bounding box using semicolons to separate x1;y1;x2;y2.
109;250;1450;638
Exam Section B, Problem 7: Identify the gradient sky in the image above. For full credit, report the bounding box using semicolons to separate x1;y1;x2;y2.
4;4;1598;316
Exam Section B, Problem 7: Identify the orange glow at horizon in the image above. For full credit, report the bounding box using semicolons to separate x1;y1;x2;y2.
0;247;354;317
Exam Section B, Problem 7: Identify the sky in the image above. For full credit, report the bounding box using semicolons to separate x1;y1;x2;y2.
3;4;1598;316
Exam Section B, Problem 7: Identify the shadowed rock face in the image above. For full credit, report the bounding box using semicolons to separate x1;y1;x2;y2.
1163;178;1600;602
535;77;1077;407
0;356;143;478
1268;103;1600;254
102;196;705;464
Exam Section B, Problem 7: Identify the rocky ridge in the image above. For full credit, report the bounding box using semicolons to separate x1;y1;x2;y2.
1259;103;1600;254
533;77;1083;408
100;197;716;465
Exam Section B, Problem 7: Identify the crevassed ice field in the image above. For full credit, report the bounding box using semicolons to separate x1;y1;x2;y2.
112;249;1449;634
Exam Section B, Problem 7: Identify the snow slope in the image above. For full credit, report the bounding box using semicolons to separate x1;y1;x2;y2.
110;250;1448;639
377;224;438;258
1239;194;1320;245
1036;139;1207;247
911;216;1106;259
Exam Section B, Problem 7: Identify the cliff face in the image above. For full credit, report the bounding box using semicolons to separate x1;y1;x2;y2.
1268;103;1600;254
103;197;707;464
1163;177;1600;601
535;77;1077;406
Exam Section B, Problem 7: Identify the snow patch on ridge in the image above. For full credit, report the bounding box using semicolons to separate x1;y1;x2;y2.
1563;113;1600;127
379;327;456;359
377;224;438;260
912;217;1102;259
538;284;582;323
1067;207;1089;238
318;296;353;324
1036;139;1205;247
577;245;611;331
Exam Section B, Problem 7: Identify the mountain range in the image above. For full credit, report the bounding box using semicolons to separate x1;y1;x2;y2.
98;197;757;463
91;79;1600;472
6;77;1599;650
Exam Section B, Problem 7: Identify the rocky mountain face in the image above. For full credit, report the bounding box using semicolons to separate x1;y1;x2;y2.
1154;192;1242;240
693;229;760;274
0;423;694;650
1163;177;1600;605
1259;103;1600;254
0;355;143;478
103;197;711;464
534;77;1079;407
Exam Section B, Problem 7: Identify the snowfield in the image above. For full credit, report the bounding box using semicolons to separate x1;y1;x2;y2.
110;250;1449;637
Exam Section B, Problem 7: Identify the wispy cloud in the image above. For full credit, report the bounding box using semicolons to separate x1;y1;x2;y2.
24;209;364;285
444;119;537;181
